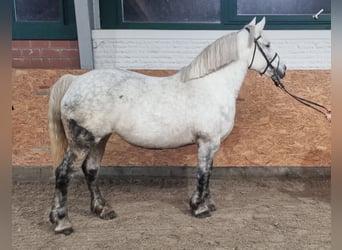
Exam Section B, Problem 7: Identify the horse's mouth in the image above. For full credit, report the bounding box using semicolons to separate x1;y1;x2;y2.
271;68;286;84
275;66;286;79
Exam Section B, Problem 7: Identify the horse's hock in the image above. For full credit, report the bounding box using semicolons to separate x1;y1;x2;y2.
12;69;331;169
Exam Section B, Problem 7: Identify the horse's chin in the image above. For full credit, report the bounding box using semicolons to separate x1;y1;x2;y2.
271;70;286;84
278;65;287;79
275;68;286;79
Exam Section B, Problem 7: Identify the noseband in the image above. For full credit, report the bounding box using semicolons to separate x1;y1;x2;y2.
245;27;331;121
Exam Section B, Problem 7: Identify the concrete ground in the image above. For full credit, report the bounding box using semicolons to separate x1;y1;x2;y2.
12;174;330;250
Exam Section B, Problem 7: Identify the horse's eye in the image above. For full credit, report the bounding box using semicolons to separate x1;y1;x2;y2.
265;43;271;48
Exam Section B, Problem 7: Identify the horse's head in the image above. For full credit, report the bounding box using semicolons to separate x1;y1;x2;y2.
245;17;287;81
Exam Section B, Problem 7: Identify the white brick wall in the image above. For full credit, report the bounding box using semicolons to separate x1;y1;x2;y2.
92;30;331;70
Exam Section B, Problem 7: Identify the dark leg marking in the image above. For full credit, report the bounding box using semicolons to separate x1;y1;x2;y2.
50;119;96;235
190;139;219;218
190;164;215;218
81;135;117;220
49;151;75;235
68;119;96;149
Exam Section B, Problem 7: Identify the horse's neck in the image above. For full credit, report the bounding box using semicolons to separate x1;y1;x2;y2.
205;60;249;99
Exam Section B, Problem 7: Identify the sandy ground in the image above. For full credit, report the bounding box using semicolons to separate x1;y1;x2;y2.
12;176;330;250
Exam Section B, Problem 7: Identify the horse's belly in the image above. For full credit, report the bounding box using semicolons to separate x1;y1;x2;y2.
116;124;196;149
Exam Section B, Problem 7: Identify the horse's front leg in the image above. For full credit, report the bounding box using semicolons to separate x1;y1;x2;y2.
82;135;117;220
190;138;220;218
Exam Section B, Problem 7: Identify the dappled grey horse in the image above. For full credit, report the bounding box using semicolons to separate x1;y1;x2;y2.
48;17;286;235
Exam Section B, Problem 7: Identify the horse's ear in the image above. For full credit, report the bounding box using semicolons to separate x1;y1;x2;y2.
255;16;266;32
247;17;256;27
247;26;255;47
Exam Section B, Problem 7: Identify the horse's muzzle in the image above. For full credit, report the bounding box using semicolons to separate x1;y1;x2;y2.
276;64;287;79
271;64;286;85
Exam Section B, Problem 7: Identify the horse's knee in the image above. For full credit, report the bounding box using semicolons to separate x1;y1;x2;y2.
87;168;98;177
82;157;96;173
81;137;110;182
82;158;100;183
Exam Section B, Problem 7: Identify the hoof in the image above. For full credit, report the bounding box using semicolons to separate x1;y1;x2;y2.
206;199;216;212
92;200;117;220
191;204;211;218
100;207;117;220
189;195;216;218
53;217;73;235
55;227;74;236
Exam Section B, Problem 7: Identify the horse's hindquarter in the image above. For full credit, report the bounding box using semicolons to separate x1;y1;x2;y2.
61;69;237;148
60;69;140;135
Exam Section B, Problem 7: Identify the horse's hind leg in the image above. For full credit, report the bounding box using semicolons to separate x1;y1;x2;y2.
49;119;95;235
190;137;220;218
81;134;117;220
49;147;89;235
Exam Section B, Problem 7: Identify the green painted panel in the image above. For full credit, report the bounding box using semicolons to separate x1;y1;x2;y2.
100;0;330;30
12;0;77;40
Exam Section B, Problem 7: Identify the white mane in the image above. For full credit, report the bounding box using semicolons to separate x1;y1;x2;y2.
179;25;257;82
180;32;239;82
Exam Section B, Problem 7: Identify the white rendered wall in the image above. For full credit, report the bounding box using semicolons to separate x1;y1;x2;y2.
92;30;331;70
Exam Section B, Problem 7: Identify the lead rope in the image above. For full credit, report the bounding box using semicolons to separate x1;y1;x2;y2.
271;74;331;122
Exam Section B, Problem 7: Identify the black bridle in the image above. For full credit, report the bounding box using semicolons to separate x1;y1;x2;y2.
246;27;281;84
248;34;280;77
245;27;331;121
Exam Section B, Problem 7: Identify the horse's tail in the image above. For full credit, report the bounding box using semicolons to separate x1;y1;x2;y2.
48;74;77;169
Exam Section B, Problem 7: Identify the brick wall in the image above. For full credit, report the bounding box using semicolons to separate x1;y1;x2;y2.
12;40;80;69
92;30;331;70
